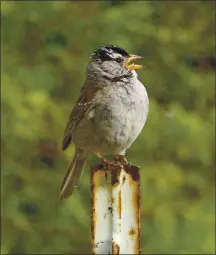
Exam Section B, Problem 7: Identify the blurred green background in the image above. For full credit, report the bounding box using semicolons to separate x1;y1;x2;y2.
1;1;215;254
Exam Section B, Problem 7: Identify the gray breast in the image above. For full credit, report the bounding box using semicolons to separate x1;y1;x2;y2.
74;78;149;155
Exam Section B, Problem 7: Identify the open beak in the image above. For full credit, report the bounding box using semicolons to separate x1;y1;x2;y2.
125;54;145;70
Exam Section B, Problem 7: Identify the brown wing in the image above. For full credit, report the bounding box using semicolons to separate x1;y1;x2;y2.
62;85;96;150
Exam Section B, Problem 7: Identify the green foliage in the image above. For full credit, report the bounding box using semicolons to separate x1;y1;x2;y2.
1;1;215;254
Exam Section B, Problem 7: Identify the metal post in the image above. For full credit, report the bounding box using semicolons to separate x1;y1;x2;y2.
91;164;112;254
91;164;140;254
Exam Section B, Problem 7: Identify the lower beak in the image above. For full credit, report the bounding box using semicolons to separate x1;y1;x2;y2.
125;55;145;70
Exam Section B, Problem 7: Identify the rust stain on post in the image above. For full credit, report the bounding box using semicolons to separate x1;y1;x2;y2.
124;165;140;181
112;240;120;255
111;166;121;186
129;228;136;236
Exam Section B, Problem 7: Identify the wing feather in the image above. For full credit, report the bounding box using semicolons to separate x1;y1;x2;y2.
62;85;95;150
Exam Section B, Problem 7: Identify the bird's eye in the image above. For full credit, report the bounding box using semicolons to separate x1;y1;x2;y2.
116;57;122;63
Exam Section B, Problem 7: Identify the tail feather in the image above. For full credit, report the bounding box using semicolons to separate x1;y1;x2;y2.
59;151;87;200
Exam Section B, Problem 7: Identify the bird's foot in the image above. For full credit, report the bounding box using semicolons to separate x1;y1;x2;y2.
95;152;122;168
95;152;123;180
102;157;122;169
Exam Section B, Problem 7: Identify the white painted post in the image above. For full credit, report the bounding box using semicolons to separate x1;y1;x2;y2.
91;164;140;255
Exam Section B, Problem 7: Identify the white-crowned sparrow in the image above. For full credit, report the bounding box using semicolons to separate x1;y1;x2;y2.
59;45;149;200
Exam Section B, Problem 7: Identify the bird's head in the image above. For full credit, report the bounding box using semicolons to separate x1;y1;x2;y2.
88;45;145;79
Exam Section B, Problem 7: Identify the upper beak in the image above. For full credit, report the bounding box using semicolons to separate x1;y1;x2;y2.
125;54;145;70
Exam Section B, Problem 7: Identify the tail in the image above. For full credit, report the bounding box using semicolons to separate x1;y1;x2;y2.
59;149;88;200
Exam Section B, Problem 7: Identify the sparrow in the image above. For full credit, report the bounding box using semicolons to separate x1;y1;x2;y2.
59;45;149;200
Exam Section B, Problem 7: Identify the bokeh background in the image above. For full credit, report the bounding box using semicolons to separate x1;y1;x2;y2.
1;1;215;254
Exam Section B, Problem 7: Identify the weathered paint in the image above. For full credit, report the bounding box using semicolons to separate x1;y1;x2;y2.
91;164;112;254
120;165;140;254
111;166;124;254
91;164;140;254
